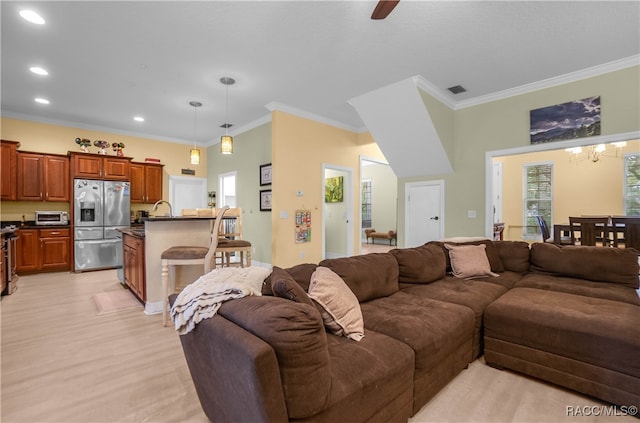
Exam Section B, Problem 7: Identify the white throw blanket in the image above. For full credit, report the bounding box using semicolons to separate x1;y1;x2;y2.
170;266;271;335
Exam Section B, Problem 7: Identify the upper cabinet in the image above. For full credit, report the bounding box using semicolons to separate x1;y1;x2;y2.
0;140;19;200
17;152;70;202
130;162;164;204
69;152;131;181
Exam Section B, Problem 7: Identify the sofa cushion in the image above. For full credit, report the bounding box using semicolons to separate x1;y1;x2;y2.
445;243;499;280
218;296;330;419
360;291;474;412
389;243;446;284
319;253;399;302
310;329;415;423
308;267;365;341
494;241;531;273
429;239;505;273
401;277;508;358
270;266;316;308
516;273;640;306
263;262;317;294
530;242;640;289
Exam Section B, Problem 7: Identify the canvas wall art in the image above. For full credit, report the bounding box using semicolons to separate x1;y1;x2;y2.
530;96;600;144
325;176;344;203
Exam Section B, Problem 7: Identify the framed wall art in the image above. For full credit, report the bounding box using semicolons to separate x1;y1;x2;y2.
260;189;272;211
325;176;344;203
260;163;272;186
530;96;601;144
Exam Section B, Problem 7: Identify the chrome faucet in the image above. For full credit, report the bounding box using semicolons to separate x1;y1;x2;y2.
152;200;173;217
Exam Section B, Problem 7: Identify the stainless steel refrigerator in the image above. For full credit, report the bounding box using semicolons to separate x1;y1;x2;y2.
74;179;130;271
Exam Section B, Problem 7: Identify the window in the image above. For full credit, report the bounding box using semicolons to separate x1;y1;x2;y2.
523;163;553;239
361;179;372;228
218;171;237;208
624;154;640;215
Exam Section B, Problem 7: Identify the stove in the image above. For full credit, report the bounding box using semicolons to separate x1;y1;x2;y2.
2;226;19;296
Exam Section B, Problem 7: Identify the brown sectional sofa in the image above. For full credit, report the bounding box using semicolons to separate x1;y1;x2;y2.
172;240;640;422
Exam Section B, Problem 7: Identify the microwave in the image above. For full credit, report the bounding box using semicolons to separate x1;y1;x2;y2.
35;211;69;226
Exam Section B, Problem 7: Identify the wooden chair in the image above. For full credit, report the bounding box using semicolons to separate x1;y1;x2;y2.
536;215;571;244
611;216;640;250
493;222;505;241
160;206;228;326
214;207;252;268
568;216;610;246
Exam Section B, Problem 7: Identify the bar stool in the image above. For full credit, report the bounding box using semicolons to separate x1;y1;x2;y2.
161;206;228;326
214;207;252;268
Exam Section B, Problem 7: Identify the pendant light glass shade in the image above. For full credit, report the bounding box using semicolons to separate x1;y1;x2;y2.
190;148;201;164
220;77;235;155
189;100;202;165
220;135;233;155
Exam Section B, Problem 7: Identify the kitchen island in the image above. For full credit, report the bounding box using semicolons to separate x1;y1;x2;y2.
119;216;215;315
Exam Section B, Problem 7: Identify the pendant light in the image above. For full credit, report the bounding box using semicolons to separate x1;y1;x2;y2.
189;101;202;165
220;77;235;155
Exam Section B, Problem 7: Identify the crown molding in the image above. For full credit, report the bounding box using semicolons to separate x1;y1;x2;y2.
454;55;640;110
265;101;361;133
1;110;191;145
413;75;458;110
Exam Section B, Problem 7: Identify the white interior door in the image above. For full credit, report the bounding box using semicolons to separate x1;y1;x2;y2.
169;176;207;216
405;181;444;247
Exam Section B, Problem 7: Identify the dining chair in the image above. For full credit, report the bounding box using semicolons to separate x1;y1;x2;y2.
160;206;229;326
568;216;610;246
611;216;640;250
536;215;571;244
214;207;252;268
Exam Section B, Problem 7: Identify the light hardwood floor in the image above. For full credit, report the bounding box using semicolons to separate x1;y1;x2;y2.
2;270;635;423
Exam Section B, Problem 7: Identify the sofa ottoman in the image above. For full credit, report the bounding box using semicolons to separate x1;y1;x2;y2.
484;287;640;408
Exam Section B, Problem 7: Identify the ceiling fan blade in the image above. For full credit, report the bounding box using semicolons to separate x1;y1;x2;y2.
371;0;400;20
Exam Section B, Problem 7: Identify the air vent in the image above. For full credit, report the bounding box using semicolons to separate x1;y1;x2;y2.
447;85;466;94
219;123;233;129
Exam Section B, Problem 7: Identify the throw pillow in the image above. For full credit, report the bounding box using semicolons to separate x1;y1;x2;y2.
444;243;499;280
270;266;316;307
308;266;365;341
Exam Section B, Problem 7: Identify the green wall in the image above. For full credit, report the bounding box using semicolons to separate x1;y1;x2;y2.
207;123;272;265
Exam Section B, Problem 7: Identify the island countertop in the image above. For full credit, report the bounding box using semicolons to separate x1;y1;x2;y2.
141;217;215;315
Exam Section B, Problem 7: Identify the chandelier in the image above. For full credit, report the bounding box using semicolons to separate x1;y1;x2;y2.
565;142;627;163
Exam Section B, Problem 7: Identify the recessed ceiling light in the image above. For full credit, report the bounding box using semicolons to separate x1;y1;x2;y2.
133;116;144;122
34;98;50;104
20;10;45;25
30;66;48;76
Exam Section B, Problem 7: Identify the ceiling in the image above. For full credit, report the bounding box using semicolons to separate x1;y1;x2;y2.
2;1;639;147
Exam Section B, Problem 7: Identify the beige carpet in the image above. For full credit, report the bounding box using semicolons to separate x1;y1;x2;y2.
91;288;142;315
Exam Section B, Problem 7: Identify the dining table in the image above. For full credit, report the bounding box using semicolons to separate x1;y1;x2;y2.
552;219;625;245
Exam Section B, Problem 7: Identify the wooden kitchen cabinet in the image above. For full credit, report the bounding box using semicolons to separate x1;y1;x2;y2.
1;140;19;201
16;229;39;273
1;242;6;294
69;152;131;181
123;234;145;301
16;228;70;273
39;228;71;271
17;152;69;201
130;162;164;204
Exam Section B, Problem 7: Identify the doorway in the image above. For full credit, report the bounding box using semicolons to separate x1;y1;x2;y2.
169;175;207;216
360;156;398;251
218;171;237;207
405;180;444;247
322;164;354;259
